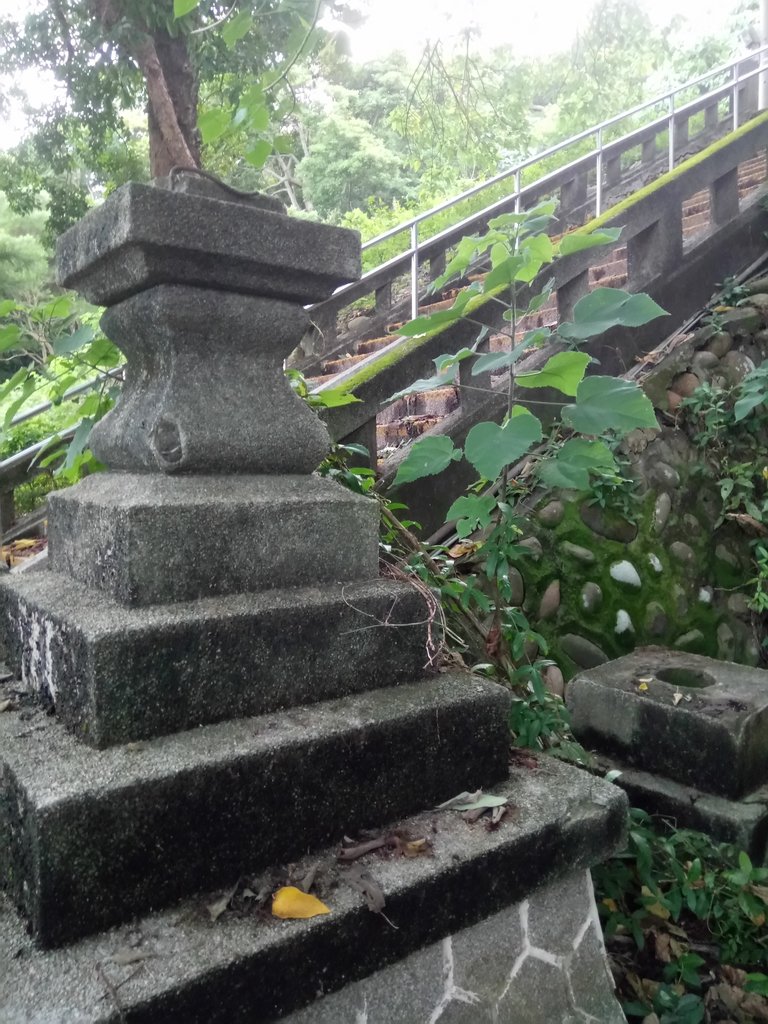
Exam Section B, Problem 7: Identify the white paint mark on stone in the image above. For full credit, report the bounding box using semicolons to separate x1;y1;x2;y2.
647;553;663;573
614;610;634;634
354;996;368;1024
609;560;641;587
698;587;713;604
428;936;481;1022
19;600;57;703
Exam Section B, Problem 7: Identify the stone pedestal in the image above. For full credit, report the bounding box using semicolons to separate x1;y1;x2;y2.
0;174;626;1022
569;647;768;861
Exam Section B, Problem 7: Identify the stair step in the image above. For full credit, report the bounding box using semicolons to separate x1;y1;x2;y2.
0;756;626;1023
0;671;510;948
356;335;396;355
320;352;369;375
377;416;443;445
378;386;459;423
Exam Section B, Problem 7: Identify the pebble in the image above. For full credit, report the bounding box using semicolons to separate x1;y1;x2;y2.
609;560;642;587
561;542;596;564
669;541;696;567
644;601;668;636
615;610;634;634
581;582;602;613
653;493;671;534
647;553;663;573
674;628;705;651
537;501;565;528
537;580;561;621
561;634;609;668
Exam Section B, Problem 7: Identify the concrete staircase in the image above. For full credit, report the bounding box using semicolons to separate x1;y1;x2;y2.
305;154;767;472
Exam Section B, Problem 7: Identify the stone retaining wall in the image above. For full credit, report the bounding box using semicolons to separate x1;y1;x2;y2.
514;295;768;690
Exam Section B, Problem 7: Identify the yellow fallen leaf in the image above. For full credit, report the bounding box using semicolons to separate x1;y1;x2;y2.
602;897;618;912
641;885;670;919
272;886;330;920
638;682;649;693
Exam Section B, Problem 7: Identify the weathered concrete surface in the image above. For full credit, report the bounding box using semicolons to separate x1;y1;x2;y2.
0;574;431;746
0;757;627;1022
48;474;379;605
0;671;511;947
92;288;332;474
567;647;768;798
593;754;768;863
56;181;361;306
285;870;625;1024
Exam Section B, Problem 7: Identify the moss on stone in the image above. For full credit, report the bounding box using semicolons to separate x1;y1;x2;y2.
577;110;768;236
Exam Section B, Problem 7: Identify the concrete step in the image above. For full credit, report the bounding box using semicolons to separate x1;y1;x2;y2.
356;335;396;356
320;352;370;375
0;756;626;1023
377;415;443;445
0;671;510;948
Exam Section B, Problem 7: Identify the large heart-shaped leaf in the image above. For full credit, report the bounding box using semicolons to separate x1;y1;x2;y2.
198;108;231;144
393;436;462;487
538;438;618;490
558;287;667;341
515;351;591;397
465;409;542;480
562;376;657;435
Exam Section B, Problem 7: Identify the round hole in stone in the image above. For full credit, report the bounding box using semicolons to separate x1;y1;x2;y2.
656;667;716;689
152;417;184;469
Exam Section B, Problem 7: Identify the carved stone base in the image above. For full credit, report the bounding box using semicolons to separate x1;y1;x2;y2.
48;473;379;606
0;573;429;747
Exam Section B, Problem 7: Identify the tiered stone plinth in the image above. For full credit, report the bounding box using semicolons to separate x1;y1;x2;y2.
569;647;768;860
0;174;627;1022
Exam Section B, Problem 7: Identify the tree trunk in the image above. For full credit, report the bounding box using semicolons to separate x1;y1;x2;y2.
140;30;200;178
89;1;200;179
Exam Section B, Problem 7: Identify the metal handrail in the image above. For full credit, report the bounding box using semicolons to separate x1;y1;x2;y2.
315;45;768;323
1;46;766;485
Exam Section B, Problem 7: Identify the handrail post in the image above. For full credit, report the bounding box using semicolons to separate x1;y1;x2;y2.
514;169;521;214
733;62;740;130
595;127;603;216
410;223;419;322
668;94;675;172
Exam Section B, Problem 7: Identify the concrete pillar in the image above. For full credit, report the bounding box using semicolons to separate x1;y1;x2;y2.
556;271;590;322
711;168;740;226
627;210;683;288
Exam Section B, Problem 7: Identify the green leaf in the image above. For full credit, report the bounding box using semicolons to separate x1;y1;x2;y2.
245;140;272;168
64;418;94;470
483;254;525;291
558;228;622;256
464;409;542;480
446;494;496;538
222;10;253;47
0;300;16;317
53;325;96;356
393;436;462;487
562;376;657;434
472;331;547;376
515;351;591;397
398;285;480;337
538;438;617;490
387;366;456;402
558;288;668;341
0;324;22;353
247;105;270;133
198;108;231;144
174;0;200;17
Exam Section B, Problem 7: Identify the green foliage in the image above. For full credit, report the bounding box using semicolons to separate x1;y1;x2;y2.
681;362;768;613
390;204;661;490
594;808;768;1021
